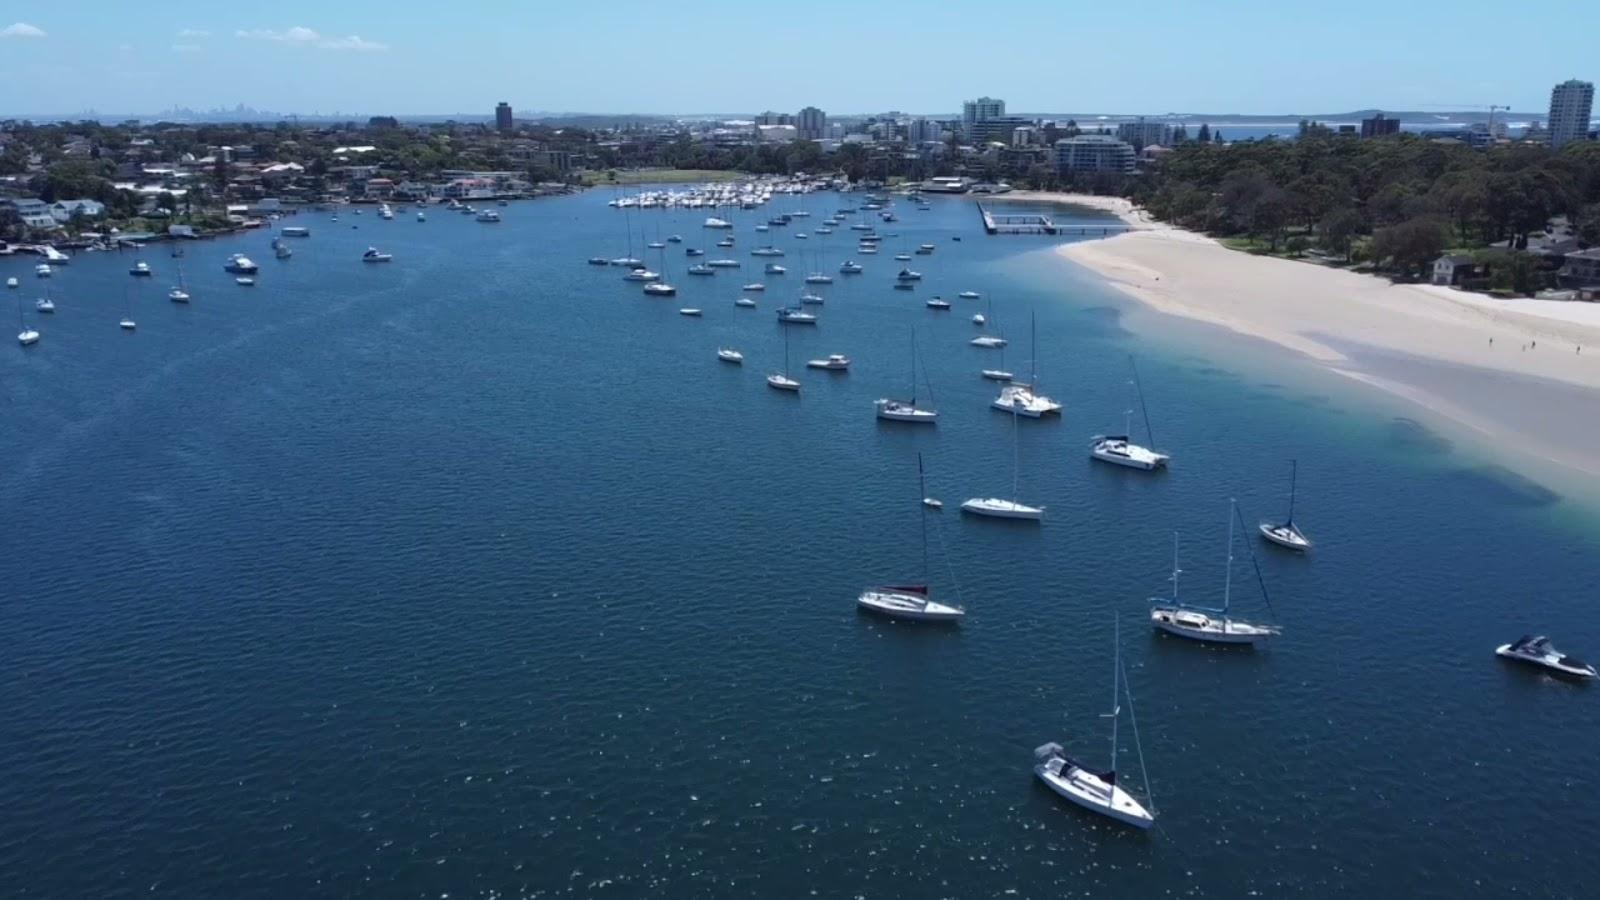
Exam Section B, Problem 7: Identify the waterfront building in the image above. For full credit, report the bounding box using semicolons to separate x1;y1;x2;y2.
1054;135;1136;174
907;118;942;143
962;96;1005;137
1115;118;1173;149
796;106;826;140
495;102;513;132
1361;112;1400;138
1548;79;1595;149
967;116;1034;145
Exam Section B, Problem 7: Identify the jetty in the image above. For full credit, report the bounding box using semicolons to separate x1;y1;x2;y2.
977;203;1134;237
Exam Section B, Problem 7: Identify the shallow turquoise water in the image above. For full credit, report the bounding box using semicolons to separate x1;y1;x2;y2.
2;190;1596;898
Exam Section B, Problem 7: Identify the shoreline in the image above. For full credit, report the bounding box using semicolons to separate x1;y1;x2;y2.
1056;227;1600;487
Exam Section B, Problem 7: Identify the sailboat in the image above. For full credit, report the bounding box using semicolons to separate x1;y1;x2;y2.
643;246;677;296
992;312;1061;417
857;453;965;623
17;295;40;345
169;256;191;303
767;324;800;392
875;328;938;423
1034;612;1155;829
1259;460;1312;551
35;282;55;313
1091;358;1169;470
120;286;137;330
961;403;1043;520
1150;503;1280;644
610;189;643;268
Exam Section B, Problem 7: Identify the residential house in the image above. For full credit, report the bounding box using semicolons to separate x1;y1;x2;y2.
1431;254;1478;286
363;178;396;199
1558;247;1600;287
49;199;106;223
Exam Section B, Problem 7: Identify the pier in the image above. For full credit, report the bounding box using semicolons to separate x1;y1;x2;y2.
977;203;1134;237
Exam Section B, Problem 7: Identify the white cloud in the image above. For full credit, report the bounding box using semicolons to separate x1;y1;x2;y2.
1;22;47;38
235;25;387;51
176;28;209;39
318;34;387;52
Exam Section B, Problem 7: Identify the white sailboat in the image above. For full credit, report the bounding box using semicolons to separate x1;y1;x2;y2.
1091;358;1168;470
1259;460;1312;551
992;312;1061;417
1034;612;1155;830
35;282;55;313
169;256;191;303
857;453;965;623
119;286;137;331
767;324;801;392
644;247;677;296
1150;504;1281;645
16;295;40;345
875;328;938;423
962;402;1043;520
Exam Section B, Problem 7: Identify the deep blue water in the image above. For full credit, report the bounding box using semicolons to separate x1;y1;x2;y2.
3;191;1597;898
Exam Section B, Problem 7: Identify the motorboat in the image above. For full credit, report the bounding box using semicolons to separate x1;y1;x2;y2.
120;316;137;330
236;277;255;285
611;256;644;267
380;204;395;220
894;253;912;261
1091;436;1170;470
755;224;770;233
623;269;660;282
1260;460;1312;551
35;296;55;313
588;257;610;265
917;243;936;253
775;306;816;324
717;237;735;247
678;307;703;316
973;314;986;325
667;235;683;243
687;264;715;276
735;297;757;308
799;293;824;305
643;282;676;296
1496;635;1597;679
169;287;190;303
764;263;787;275
476;210;501;223
970;335;1008;348
926;297;951;310
717;347;744;364
981;368;1014;381
361;247;393;263
794;232;808;239
273;239;292;259
129;261;152;277
18;326;40;346
707;259;741;268
686;248;705;257
224;254;258;274
751;246;784;257
840;261;863;274
1150;507;1280;645
857;585;964;623
807;354;851;371
742;283;765;292
896;269;922;281
704;217;733;229
992;383;1061;417
959;497;1041;520
417;212;427;222
959;291;981;299
857;245;878;254
281;226;310;237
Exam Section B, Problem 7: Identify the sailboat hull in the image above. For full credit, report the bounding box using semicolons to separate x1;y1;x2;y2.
1034;764;1153;829
857;590;964;623
1149;606;1276;644
960;498;1043;520
1259;523;1311;551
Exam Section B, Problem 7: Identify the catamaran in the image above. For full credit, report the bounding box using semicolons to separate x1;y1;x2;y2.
1091;358;1169;470
876;329;938;423
1259;460;1312;551
857;453;965;623
1034;612;1155;829
1149;504;1281;645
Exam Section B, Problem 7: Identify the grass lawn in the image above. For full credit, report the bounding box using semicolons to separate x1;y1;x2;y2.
581;168;745;186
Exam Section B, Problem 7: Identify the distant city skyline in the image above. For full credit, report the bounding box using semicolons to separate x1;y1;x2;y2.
4;1;1599;117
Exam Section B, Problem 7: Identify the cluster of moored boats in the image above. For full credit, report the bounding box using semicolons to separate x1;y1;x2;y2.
589;184;1596;832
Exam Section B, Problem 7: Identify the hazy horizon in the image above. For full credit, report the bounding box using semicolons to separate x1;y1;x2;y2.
3;0;1596;119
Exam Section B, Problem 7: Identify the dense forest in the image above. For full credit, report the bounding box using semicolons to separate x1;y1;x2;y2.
1126;135;1600;286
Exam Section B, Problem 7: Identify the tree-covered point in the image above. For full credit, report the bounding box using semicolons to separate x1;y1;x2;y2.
1130;135;1600;280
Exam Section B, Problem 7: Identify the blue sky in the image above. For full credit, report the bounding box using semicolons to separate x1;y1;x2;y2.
3;0;1596;117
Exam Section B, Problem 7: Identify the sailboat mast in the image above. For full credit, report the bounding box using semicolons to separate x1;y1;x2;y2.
1287;459;1298;524
1131;356;1155;447
1223;500;1236;616
1030;311;1038;388
917;453;930;581
908;328;917;405
1011;404;1020;502
1171;532;1180;603
1110;611;1121;780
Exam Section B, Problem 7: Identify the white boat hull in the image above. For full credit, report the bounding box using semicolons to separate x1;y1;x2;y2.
1149;606;1277;644
1495;644;1598;678
960;498;1043;520
875;401;937;423
1259;522;1311;551
857;590;964;623
1090;439;1169;470
1035;763;1153;829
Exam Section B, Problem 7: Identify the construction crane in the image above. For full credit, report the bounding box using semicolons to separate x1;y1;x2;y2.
1418;103;1513;133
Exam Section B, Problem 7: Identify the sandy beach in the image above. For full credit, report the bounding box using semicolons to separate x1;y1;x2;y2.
1056;225;1600;484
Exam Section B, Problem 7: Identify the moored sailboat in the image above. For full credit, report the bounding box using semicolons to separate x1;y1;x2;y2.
1149;503;1280;645
857;454;965;623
